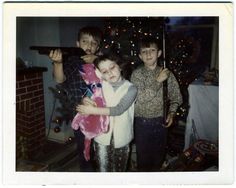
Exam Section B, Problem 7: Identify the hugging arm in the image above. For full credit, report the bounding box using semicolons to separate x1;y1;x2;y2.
76;85;137;116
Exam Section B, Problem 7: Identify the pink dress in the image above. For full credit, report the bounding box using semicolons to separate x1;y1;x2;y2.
71;64;109;161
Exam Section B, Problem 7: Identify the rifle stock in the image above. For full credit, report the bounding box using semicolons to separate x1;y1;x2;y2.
30;46;86;57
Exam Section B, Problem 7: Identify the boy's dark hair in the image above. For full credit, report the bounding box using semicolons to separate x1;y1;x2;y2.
78;26;103;46
138;36;161;52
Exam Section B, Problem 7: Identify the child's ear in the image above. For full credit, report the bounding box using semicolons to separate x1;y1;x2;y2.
76;41;80;48
138;54;143;61
158;50;162;58
96;46;100;53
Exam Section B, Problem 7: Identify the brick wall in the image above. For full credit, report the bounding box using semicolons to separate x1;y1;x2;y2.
16;67;47;160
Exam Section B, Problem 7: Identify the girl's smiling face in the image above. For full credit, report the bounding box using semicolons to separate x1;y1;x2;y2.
98;59;122;83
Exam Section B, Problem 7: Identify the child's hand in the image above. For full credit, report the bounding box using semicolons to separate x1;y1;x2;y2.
156;68;170;83
81;54;97;64
164;112;175;128
76;105;94;115
49;49;63;64
82;97;97;107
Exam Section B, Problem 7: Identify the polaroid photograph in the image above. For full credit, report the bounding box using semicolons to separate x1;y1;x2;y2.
2;1;234;185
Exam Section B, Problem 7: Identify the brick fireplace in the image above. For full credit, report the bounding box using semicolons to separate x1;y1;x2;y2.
16;67;47;160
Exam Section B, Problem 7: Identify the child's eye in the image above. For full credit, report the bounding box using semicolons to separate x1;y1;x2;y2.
102;71;108;74
110;66;115;70
92;41;98;46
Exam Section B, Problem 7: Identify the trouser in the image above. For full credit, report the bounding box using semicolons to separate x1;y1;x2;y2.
134;117;167;172
74;129;95;172
94;136;130;172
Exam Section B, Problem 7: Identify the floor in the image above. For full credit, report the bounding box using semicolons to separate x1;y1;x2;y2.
45;140;137;172
16;137;217;172
16;140;79;172
16;139;139;172
16;124;187;172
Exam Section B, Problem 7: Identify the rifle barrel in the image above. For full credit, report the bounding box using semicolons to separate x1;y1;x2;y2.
30;46;86;57
162;18;168;125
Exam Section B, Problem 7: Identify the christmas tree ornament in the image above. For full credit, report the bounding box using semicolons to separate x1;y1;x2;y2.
54;126;61;133
52;116;62;125
65;136;74;144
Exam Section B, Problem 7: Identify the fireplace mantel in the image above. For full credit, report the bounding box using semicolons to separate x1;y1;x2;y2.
17;66;48;74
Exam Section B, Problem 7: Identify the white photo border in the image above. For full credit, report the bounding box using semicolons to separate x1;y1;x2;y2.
2;2;234;185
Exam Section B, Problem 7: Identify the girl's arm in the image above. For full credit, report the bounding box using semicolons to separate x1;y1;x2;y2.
109;85;137;116
76;85;137;116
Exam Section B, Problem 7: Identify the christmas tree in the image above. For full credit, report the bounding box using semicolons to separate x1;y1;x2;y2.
48;84;76;134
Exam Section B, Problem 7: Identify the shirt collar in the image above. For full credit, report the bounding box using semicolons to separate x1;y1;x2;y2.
109;78;125;87
143;64;161;73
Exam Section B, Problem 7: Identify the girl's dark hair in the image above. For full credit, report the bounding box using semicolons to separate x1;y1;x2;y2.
94;53;123;69
94;53;133;79
138;36;160;52
78;26;103;46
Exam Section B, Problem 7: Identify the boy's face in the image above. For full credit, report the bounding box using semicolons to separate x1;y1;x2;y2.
139;43;162;68
98;59;122;83
76;34;100;55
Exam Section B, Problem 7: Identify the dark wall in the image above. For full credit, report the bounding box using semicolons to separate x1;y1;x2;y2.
59;17;104;46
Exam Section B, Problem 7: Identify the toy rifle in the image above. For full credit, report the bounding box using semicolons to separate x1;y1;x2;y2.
162;19;169;127
29;46;86;58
